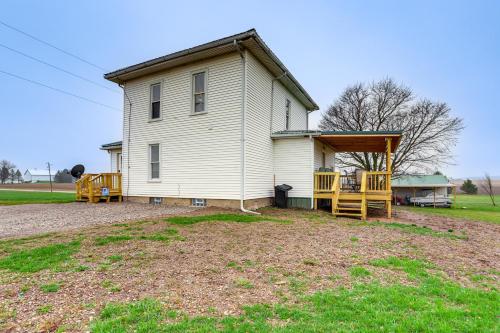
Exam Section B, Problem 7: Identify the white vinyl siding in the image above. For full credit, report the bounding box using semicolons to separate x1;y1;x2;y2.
121;53;242;199
313;140;335;171
244;52;312;200
271;80;308;132
273;137;314;199
244;52;274;199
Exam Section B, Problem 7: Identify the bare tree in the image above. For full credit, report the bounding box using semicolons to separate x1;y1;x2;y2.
481;173;496;206
0;160;16;184
319;78;464;174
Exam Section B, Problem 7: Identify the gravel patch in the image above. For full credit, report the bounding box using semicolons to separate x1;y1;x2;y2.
0;202;198;239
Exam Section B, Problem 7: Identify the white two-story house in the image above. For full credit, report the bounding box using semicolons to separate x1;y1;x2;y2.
102;29;400;214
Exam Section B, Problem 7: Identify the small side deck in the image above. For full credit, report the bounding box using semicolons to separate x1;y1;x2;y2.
313;171;392;219
75;173;122;203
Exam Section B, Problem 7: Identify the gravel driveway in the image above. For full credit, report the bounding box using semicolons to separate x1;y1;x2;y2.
0;202;198;239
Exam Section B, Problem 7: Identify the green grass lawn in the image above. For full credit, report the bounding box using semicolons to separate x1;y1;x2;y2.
0;190;75;205
90;257;499;332
404;194;500;224
165;214;290;225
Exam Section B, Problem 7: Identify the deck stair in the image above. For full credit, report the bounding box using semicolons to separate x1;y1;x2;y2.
314;171;390;219
75;173;122;203
335;199;364;218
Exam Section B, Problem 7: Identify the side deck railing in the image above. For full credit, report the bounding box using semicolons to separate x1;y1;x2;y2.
76;173;122;202
365;171;391;192
313;171;391;195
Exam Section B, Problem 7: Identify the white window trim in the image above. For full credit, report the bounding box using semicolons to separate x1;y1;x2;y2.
285;98;291;130
148;143;161;182
116;152;122;173
190;69;208;115
149;82;162;122
191;198;207;207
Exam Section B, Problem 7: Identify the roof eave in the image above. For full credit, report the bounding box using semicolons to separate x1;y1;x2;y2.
104;29;319;111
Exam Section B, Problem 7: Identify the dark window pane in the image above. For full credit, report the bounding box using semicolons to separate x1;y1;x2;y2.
194;93;205;112
152;84;161;101
194;72;205;93
150;144;159;163
151;101;160;119
151;163;159;179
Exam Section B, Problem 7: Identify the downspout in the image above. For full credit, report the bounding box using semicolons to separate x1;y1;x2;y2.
234;40;259;214
119;83;132;201
306;110;313;130
309;134;315;209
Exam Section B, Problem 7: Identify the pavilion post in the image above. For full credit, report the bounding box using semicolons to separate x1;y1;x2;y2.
433;187;436;208
386;138;392;218
453;185;457;208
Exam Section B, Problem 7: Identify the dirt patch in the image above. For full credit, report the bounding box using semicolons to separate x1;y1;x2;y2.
0;208;498;332
0;183;75;192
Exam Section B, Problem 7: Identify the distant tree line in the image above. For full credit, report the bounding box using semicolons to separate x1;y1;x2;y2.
0;159;74;184
0;160;22;184
54;169;74;183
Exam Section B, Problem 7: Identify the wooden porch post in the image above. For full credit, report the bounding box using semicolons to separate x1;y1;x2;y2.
386;138;392;218
452;185;456;207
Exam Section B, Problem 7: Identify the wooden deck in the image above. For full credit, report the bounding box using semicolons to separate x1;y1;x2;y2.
75;173;122;203
313;171;392;219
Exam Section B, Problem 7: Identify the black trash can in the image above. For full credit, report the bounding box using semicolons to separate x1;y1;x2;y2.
274;184;293;208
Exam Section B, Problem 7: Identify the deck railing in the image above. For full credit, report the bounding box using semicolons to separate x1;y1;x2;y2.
314;172;341;193
313;170;391;194
365;171;391;192
76;173;122;202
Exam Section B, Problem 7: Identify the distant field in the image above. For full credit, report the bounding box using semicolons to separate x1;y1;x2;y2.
0;183;75;192
405;194;500;224
0;191;75;205
451;178;500;195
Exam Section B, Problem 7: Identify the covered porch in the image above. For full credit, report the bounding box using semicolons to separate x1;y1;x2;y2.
313;131;401;219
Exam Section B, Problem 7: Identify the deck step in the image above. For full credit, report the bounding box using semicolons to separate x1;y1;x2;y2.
337;201;362;205
336;207;362;211
335;212;363;217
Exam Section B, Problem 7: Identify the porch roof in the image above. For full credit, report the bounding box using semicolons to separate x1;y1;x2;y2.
392;175;455;188
271;130;402;153
100;141;122;151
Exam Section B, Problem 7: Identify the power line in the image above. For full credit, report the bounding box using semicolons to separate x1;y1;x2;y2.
0;69;120;112
0;42;119;93
0;19;108;72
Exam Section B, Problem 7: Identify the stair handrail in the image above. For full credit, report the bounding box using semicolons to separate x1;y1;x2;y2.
331;172;341;213
360;171;367;193
360;172;368;219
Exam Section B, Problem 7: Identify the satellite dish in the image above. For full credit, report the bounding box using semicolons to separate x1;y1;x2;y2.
70;164;85;179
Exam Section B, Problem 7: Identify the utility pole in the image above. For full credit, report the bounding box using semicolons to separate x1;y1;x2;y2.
47;162;53;192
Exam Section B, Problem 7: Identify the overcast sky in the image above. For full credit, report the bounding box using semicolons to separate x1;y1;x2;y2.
1;0;498;178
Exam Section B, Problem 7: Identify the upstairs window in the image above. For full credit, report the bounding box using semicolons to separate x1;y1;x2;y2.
150;83;161;119
193;71;206;113
149;144;160;180
285;99;291;130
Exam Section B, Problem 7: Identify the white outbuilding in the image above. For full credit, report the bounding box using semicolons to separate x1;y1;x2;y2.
23;169;54;183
